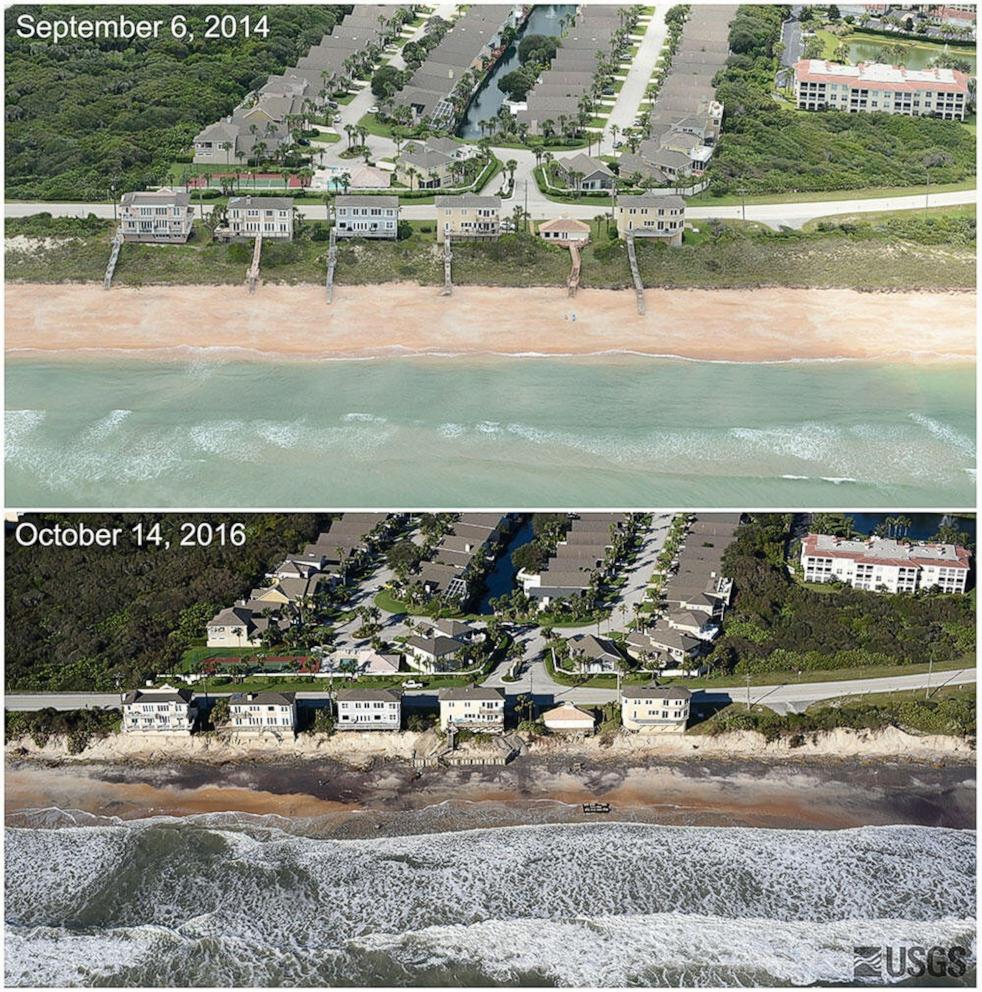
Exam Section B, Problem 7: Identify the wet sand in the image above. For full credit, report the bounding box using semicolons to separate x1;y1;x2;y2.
6;755;975;836
5;283;976;363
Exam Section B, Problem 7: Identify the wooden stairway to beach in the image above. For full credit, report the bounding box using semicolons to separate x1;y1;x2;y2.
567;243;581;297
325;226;338;303
247;234;263;294
440;237;453;296
626;232;645;315
103;232;123;290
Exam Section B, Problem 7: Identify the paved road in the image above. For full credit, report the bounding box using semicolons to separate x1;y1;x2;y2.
8;188;974;230
597;8;668;154
7;667;974;713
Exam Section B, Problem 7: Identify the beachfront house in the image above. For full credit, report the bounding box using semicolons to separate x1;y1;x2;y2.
335;688;402;730
119;189;195;244
541;702;596;733
121;685;197;735
434;195;501;243
228;691;297;734
538;217;591;244
613;195;686;245
333;195;400;239
438;686;505;732
221;196;295;240
620;685;691;733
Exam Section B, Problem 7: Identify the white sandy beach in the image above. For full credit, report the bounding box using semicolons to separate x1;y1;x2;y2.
5;283;976;363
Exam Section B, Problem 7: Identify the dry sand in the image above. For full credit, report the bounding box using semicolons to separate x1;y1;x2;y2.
5;282;976;363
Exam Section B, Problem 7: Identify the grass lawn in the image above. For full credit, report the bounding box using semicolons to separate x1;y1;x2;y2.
801;202;977;231
689;178;977;207
667;657;975;692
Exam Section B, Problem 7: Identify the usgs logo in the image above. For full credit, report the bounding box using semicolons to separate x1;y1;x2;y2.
853;945;969;982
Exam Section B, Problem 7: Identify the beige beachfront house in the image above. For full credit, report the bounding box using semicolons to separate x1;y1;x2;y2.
228;691;297;734
613;194;686;245
119;189;195;243
335;688;402;730
222;196;295;240
121;685;197;735
333;195;400;239
538;217;591;243
434;194;501;243
542;702;596;733
437;685;505;732
620;685;691;733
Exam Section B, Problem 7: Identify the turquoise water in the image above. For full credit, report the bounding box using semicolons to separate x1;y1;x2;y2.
5;356;976;507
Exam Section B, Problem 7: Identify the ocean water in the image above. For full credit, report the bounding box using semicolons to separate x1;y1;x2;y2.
5;356;976;507
3;816;976;987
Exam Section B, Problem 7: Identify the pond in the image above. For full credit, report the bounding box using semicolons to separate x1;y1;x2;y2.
458;4;578;139
846;38;976;72
845;512;975;542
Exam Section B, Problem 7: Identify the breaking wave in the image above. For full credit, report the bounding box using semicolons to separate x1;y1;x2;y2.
4;820;975;986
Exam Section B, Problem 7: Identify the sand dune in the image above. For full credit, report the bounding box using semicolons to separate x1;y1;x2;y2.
5;283;976;363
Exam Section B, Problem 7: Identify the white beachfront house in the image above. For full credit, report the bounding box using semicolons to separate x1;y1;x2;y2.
437;686;505;732
121;685;197;735
335;688;402;730
620;685;691;733
228;691;297;733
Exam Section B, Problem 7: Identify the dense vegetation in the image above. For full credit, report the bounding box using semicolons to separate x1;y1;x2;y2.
7;212;976;291
703;687;976;740
5;707;120;753
5;513;329;690
5;4;346;199
709;4;976;195
708;515;976;676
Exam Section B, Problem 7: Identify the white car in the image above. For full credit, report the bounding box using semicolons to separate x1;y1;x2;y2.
403;680;423;689
369;105;379;114
333;113;343;123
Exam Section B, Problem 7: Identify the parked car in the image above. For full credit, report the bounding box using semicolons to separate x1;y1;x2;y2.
368;105;380;114
403;680;423;689
613;140;623;149
333;113;343;123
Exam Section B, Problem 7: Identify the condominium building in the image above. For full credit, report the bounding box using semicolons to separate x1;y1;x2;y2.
333;195;399;239
223;196;295;240
437;686;505;732
122;685;197;735
794;60;969;120
335;689;402;730
800;534;971;594
434;195;501;243
228;691;297;733
119;189;194;243
613;195;686;245
620;685;691;733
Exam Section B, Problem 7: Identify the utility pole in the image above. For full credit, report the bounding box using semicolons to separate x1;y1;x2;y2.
925;658;934;700
745;674;752;711
738;186;747;223
924;166;930;217
524;178;529;233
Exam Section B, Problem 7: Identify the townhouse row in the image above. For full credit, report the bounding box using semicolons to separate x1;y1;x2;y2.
193;5;416;166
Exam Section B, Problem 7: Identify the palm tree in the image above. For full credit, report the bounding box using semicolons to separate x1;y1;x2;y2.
505;158;517;192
